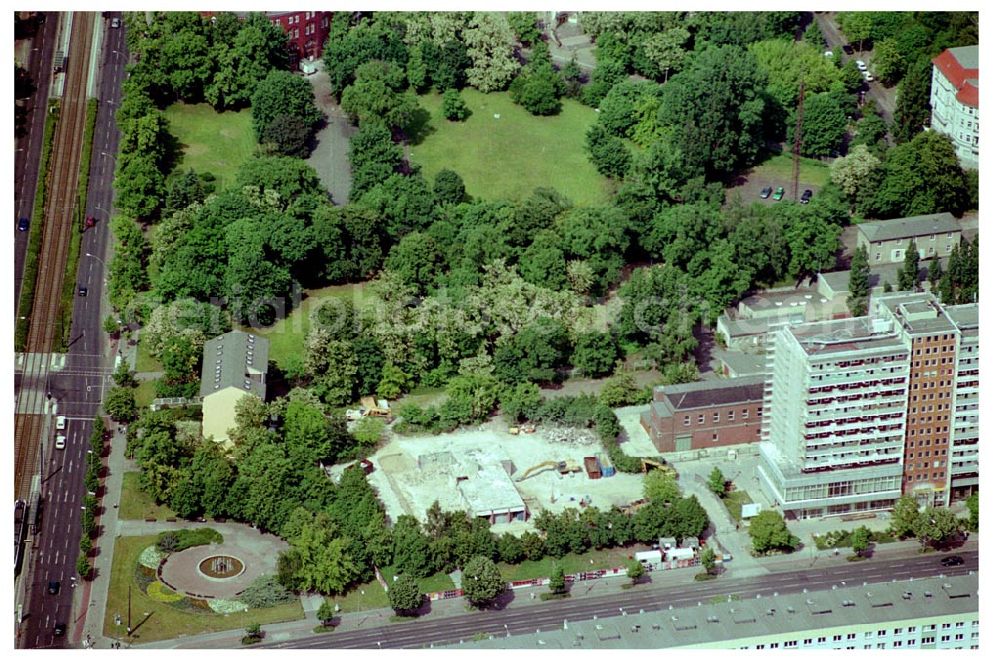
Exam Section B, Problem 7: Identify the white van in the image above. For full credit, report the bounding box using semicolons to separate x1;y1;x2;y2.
56;415;66;430
55;435;66;450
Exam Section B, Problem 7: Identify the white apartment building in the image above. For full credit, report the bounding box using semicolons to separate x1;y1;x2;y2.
758;316;909;519
930;45;979;168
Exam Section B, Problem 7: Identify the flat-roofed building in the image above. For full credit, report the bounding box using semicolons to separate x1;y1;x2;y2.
450;574;979;650
640;376;765;454
944;303;978;501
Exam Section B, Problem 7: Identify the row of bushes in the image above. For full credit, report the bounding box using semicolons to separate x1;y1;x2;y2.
156;527;223;553
55;98;99;351
15;103;60;351
813;528;896;550
78;418;107;579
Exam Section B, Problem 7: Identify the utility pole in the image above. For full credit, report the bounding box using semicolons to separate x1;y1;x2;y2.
126;584;132;636
792;80;805;203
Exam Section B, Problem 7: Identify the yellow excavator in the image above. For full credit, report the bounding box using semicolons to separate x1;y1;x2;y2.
516;460;582;482
641;458;677;478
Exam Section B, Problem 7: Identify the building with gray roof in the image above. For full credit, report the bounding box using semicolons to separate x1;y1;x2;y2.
200;331;269;446
857;213;962;265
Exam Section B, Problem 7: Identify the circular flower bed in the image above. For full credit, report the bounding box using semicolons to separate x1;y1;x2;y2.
139;545;166;569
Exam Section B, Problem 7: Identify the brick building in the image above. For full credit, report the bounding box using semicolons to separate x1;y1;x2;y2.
265;11;332;65
640;376;765;454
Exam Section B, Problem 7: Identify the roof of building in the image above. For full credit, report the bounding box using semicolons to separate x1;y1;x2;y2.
200;331;269;399
944;303;979;331
448;574;978;649
718;350;768;378
933;45;979;108
720;313;805;338
858;213;962;244
788;316;907;357
820;256;951;295
877;293;960;336
739;286;821;315
457;462;525;515
655;375;765;412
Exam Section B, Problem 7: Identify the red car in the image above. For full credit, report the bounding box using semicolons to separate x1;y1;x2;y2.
84;215;96;229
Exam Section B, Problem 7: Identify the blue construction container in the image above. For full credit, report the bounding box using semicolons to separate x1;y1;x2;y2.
601;463;615;477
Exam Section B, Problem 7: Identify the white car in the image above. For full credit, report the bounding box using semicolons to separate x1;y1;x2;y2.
856;60;867;71
56;415;66;430
864;71;874;82
55;435;66;450
823;50;834;58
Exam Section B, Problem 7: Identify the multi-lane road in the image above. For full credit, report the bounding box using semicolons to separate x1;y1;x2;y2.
14;13;59;308
16;12;127;649
260;550;978;649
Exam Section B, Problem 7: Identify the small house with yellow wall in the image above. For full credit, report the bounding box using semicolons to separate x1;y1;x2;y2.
200;331;269;447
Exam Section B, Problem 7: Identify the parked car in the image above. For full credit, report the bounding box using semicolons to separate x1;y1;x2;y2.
111;17;121;28
799;189;814;204
56;415;66;430
55;435;66;450
823;50;833;58
864;71;874;82
53;623;66;637
855;59;867;71
759;186;773;199
940;555;964;567
17;217;29;232
772;186;785;201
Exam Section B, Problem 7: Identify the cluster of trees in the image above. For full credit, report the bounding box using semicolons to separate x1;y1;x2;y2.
890;496;965;549
747;510;800;554
112;12;292;220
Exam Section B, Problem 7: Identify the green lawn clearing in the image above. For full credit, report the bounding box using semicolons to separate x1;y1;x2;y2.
722;489;754;524
134;380;156;409
499;547;634;581
406;90;614;206
325;566;457;613
751;152;831;188
134;336;162;373
103;535;303;644
162;103;256;188
241;282;373;373
118;472;177;521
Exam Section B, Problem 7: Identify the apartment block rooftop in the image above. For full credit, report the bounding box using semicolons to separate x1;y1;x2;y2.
943;303;978;331
788;316;906;357
878;293;961;336
449;574;977;649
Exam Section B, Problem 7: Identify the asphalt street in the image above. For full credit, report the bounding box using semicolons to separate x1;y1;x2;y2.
260;550;978;649
14;12;59;309
18;12;127;649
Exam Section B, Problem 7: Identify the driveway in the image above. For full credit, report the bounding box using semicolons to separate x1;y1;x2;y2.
812;12;897;123
306;66;355;205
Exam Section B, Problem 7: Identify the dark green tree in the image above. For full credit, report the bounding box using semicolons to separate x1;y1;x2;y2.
316;599;333;626
748;510;797;553
966;492;978;531
848;245;872;315
896;240;920;291
873;131;970;218
348;122;403;200
851;525;872;556
385;232;442;294
341;60;419;129
700;546;717;575
103;387;138;423
892;57;931;143
927;255;943;292
570;332;620;378
890;495;920;538
707;467;727;497
585;123;632;178
387;573;423;616
796;92;849;158
626;559;645;585
433;169;467;205
548;564;567;594
509;48;563;116
461;556;506;608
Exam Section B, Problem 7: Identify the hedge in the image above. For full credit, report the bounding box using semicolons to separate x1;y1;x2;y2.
15;103;60;350
55;98;99;351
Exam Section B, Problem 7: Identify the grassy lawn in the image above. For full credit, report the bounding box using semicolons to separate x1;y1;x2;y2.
722;489;754;524
134;380;157;409
162;103;256;188
752;152;831;187
407;90;614;206
326;566;457;612
118;472;177;521
134;336;162;373
241;282;373;372
103;535;304;644
499;547;633;581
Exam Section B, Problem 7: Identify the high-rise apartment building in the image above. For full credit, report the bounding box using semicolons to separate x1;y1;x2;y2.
759;293;978;518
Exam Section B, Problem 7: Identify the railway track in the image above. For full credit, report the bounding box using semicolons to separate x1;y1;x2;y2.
14;12;95;501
